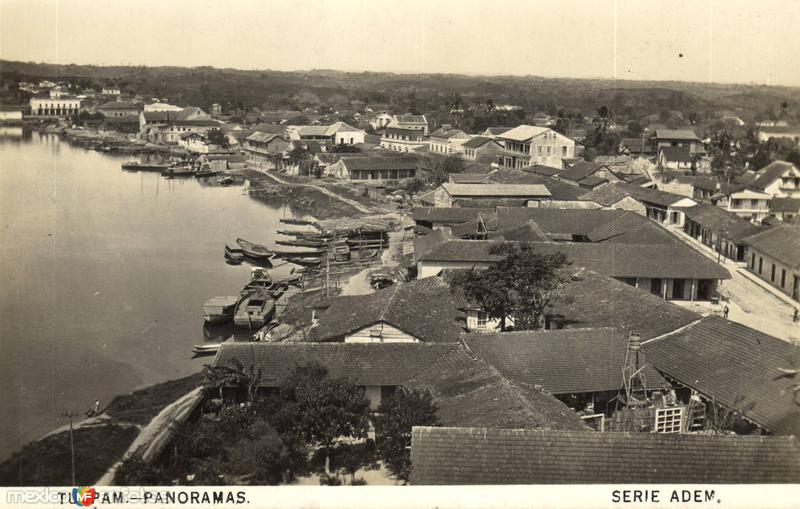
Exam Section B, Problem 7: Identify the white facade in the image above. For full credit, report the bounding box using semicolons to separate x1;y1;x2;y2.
718;189;772;221
343;322;419;343
144;102;183;112
102;88;121;96
334;130;365;145
29;97;81;117
497;126;576;169
761;165;800;198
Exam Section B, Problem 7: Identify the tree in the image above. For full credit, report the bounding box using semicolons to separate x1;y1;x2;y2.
450;243;576;331
206;128;229;148
114;455;168;485
376;388;438;482
708;129;748;194
402;178;426;199
421;154;465;185
270;362;370;473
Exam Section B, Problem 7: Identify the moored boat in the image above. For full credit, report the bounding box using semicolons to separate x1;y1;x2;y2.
121;161;170;171
275;238;326;248
203;296;240;324
279;218;314;226
236;238;272;259
161;165;195;177
241;277;274;296
272;247;326;258
192;343;222;356
217;176;234;186
291;257;322;267
225;251;244;264
233;289;276;329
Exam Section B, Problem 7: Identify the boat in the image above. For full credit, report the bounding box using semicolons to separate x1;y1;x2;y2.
225;243;243;254
217;176;235;186
291;257;322;267
225;251;244;264
236;238;272;259
279;218;314;226
252;320;280;342
241;277;274;296
271;247;326;258
275;238;326;248
203;296;240;324
192;343;223;356
195;169;219;178
233;289;276;329
161;165;195;177
121;161;170;171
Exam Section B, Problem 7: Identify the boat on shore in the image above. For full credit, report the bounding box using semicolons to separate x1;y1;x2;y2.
236;238;272;259
272;247;326;258
291;257;322;267
275;238;326;248
234;289;276;329
279;218;315;226
241;277;274;296
195;169;219;178
203;296;240;324
192;343;223;356
121;161;170;171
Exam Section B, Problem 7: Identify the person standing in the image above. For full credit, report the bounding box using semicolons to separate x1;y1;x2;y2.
723;305;729;319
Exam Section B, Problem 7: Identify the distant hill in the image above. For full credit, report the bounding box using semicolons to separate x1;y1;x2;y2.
2;60;799;126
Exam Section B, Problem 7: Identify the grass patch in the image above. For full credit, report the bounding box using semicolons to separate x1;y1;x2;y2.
104;373;205;425
0;423;138;486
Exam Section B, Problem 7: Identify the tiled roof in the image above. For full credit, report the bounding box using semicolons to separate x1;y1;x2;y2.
659;146;693;163
462;328;670;394
478;168;588;200
583;211;684;244
550;269;699;340
420;240;731;279
577;181;637;206
449;173;489;184
413;229;451;261
497;124;551;142
441;183;551;198
679;203;765;242
411;207;495;223
246;132;286;143
580;182;690;207
405;345;590;431
558;161;606;182
770;197;800;212
251;123;288;135
394;114;427;124
654;129;700;141
741;224;800;268
461;136;498;149
430;128;467;139
528;165;564;177
490;221;550;242
644;316;800;436
297;125;330;137
97;101;141;110
312;276;465;342
410;427;800;484
483;127;512;136
750;161;797;191
212;342;458;387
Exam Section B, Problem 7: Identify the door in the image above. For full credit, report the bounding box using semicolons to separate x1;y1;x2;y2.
650;278;663;297
672;279;685;300
794;275;799;302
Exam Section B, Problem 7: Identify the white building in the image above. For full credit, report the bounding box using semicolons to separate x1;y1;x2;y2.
495;125;576;169
29;97;81;118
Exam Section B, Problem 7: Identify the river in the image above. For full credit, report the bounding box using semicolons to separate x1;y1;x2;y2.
0;132;296;459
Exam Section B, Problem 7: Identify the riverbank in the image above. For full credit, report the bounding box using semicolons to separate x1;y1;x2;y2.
0;373;204;486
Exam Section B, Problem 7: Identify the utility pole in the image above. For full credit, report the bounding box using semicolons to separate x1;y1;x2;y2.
61;411;79;486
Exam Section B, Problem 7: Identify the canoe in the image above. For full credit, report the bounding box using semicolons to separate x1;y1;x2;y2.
272;247;326;258
217;176;235;186
161;166;195;177
121;161;170;171
203;296;240;324
236;238;272;259
225;243;243;254
241;277;274;296
291;257;322;267
275;239;326;248
280;218;314;226
233;289;276;329
195;170;218;178
192;343;222;355
225;251;244;264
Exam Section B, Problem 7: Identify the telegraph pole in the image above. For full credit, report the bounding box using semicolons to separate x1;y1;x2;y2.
61;411;79;486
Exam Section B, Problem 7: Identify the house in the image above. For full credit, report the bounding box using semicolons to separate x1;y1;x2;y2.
387;114;428;135
165;119;221;144
101;87;121;96
619;137;656;157
580;182;696;225
380;127;428;152
102;114;141;134
327;156;419;180
475;167;590;202
461;136;503;161
758;125;800;144
410;426;800;484
411;207;495;230
644;316;800;436
690;174;771;221
434;183;551;207
495;125;576;169
96;101;142;118
481;126;512;139
177;132;221;154
555;161;620;189
462;328;671;416
428;126;471;155
369;112;393;130
143;102;183;112
291;122;365;145
29;97;81;118
210;342;457;410
417;239;730;300
312;276;465;343
741;225;800;302
651;129;703;154
679;203;766;261
750;160;800;198
405;344;590;431
0;105;24;122
244;132;291;168
657;146;694;171
769;197;800;222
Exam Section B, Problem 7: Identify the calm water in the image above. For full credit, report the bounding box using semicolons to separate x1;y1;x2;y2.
0;132;295;458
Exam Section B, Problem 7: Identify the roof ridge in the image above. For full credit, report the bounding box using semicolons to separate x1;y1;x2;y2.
641;318;704;345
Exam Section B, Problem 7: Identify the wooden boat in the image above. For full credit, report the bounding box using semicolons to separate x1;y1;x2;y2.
195;169;218;178
280;218;314;226
225;243;243;254
217;176;234;186
272;247;326;258
192;343;222;356
234;289;276;329
275;238;326;248
161;165;195;177
241;277;274;296
291;257;322;267
236;238;272;259
225;251;244;264
121;161;170;171
203;296;240;324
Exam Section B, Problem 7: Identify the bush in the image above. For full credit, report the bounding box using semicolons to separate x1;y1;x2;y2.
114;455;168;486
376;389;438;482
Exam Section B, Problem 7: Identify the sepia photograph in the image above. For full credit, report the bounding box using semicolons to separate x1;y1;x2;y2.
0;0;798;507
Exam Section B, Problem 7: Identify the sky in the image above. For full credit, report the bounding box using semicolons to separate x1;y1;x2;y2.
1;0;799;86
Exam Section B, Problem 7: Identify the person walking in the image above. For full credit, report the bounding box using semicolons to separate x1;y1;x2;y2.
723;305;729;319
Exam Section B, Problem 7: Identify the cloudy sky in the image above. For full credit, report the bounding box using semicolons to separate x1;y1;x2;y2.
1;0;799;86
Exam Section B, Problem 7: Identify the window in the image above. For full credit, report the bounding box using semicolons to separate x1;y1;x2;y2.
562;146;567;156
624;277;637;287
650;278;663;296
751;199;759;209
477;312;488;329
655;407;684;433
782;269;786;288
758;257;763;274
772;264;776;282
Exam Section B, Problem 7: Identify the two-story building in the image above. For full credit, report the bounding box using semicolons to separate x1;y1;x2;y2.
29;97;81;118
750;160;800;198
651;129;703;154
387;114;428;135
380;127;428;153
244;132;291;168
429;126;472;155
461;136;503;162
495;125;575;169
96;101;142;118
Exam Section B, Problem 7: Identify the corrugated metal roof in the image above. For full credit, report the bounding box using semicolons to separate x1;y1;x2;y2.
497;124;551;142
